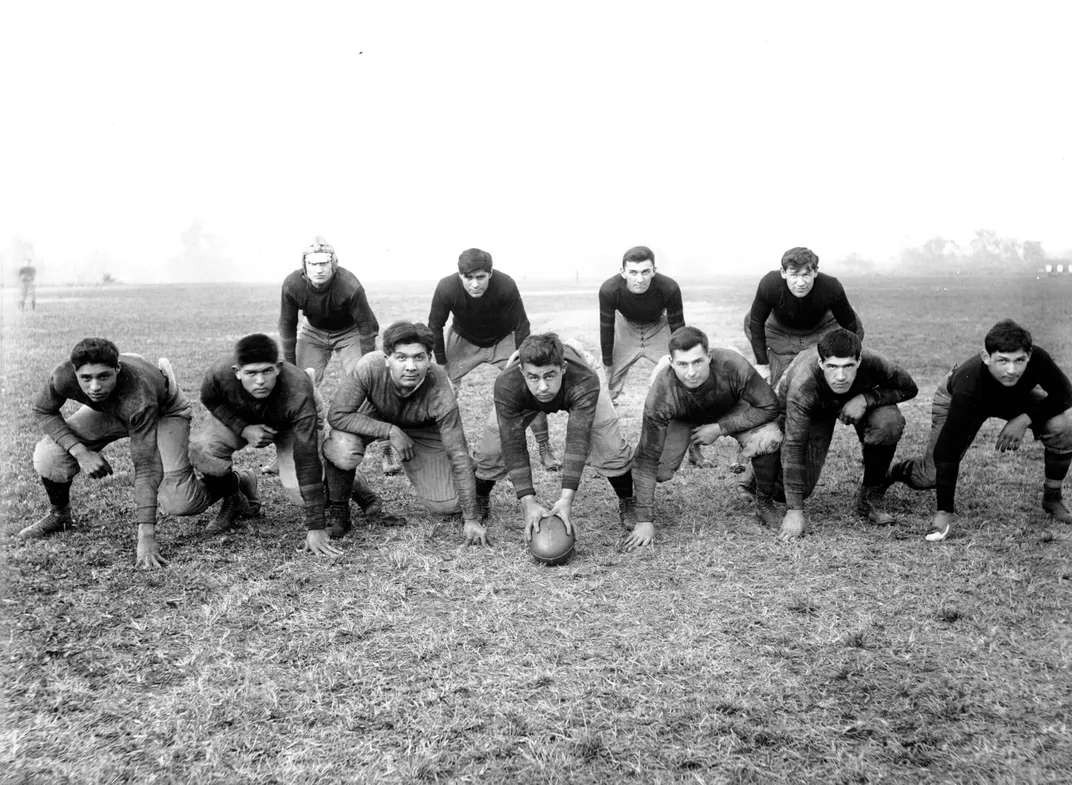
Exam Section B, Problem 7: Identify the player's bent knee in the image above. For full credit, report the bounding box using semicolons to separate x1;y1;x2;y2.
32;437;78;482
863;407;906;445
1039;411;1072;453
737;422;783;458
322;431;365;470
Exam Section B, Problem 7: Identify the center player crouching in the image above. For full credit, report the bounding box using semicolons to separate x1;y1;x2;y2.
626;326;784;549
473;333;635;541
775;329;918;541
321;321;487;546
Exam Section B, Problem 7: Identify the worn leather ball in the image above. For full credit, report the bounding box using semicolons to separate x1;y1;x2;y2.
528;515;576;566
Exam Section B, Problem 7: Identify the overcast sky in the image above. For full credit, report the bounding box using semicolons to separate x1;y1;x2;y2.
2;1;1070;282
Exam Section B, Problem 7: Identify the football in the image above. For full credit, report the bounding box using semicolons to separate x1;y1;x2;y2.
528;515;576;566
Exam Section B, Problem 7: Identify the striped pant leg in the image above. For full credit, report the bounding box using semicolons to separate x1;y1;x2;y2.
401;427;461;515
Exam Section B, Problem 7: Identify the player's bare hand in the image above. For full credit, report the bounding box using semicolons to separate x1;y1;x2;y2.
522;496;553;542
837;395;868;425
690;423;722;446
926;511;955;542
462;519;490;547
995;415;1030;452
241;424;278;448
778;509;806;541
624;521;654;550
76;450;113;479
305;529;343;557
548;497;574;536
388;426;416;461
135;534;168;569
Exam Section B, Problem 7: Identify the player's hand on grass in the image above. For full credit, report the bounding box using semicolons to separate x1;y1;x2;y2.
305;528;343;557
690;423;722;446
72;445;113;479
925;511;955;542
837;394;868;425
755;364;772;383
624;521;654;550
136;527;168;569
462;519;490;547
241;424;278;448
778;509;805;541
388;426;416;462
995;414;1030;452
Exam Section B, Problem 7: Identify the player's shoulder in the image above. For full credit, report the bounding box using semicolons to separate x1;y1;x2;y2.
709;347;751;371
351;349;385;376
491;269;518;289
333;266;364;292
815;271;845;291
653;272;681;292
282;269;306;288
598;274;622;296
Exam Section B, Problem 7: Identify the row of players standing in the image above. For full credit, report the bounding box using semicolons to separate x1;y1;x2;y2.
19;240;1072;567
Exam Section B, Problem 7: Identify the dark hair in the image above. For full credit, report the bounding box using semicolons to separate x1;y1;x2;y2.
668;326;709;357
234;334;280;366
71;338;120;370
382;321;435;355
621;246;655;268
816;328;861;361
458;248;493;275
781;247;819;272
984;319;1033;355
518;333;565;367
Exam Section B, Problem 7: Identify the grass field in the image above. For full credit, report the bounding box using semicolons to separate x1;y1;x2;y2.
2;274;1071;784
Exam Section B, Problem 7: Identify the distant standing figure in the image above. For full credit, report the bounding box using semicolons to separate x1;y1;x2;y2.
886;319;1072;541
18;263;36;311
428;248;561;472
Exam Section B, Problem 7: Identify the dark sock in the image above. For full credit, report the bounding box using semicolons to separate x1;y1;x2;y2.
607;470;634;499
751;453;779;498
203;471;240;503
1044;450;1072;483
476;478;496;497
41;478;72;510
862;444;897;487
324;462;357;505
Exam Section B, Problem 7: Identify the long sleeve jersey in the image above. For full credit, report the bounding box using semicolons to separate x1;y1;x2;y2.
201;359;325;522
33;354;172;525
934;348;1072;512
327;353;479;520
598;273;685;366
634;349;780;521
779;347;918;509
493;345;602;498
278;267;379;364
748;270;861;364
428;270;531;365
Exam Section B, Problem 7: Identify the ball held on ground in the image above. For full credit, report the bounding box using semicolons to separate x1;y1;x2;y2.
528;515;576;565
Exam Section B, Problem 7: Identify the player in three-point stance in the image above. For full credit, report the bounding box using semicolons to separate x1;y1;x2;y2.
474;333;635;542
428;248;561;471
626;326;784;549
775;329;918;541
885;319;1072;541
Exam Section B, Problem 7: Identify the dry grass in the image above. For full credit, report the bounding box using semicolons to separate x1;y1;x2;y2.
2;275;1071;784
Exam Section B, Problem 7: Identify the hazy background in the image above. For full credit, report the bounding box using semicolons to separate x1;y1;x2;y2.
2;1;1070;284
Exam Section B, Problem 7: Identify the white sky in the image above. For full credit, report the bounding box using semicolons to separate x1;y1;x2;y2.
2;1;1070;282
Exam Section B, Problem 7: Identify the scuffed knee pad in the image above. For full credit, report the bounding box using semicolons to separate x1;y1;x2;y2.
32;436;78;482
321;431;365;470
862;406;906;445
739;422;783;459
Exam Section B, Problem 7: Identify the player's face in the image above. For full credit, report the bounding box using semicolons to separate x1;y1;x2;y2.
304;252;335;288
781;265;817;298
460;270;492;298
234;362;280;399
621;261;656;294
819;354;859;394
982;349;1030;387
386;342;431;390
670;345;711;389
521;362;566;403
75;363;119;402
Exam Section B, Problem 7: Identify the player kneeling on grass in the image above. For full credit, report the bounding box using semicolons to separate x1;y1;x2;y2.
22;338;219;568
885;319;1072;541
473;333;635;542
626;326;783;550
776;328;918;541
190;334;340;558
321;321;486;545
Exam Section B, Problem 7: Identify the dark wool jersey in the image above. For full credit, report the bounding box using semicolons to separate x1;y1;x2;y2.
33;354;173;525
427;270;531;365
934;348;1072;512
493;345;602;498
327;353;479;520
279;266;379;364
748;270;860;364
598;273;685;366
779;347;918;509
634;349;780;521
201;359;324;515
